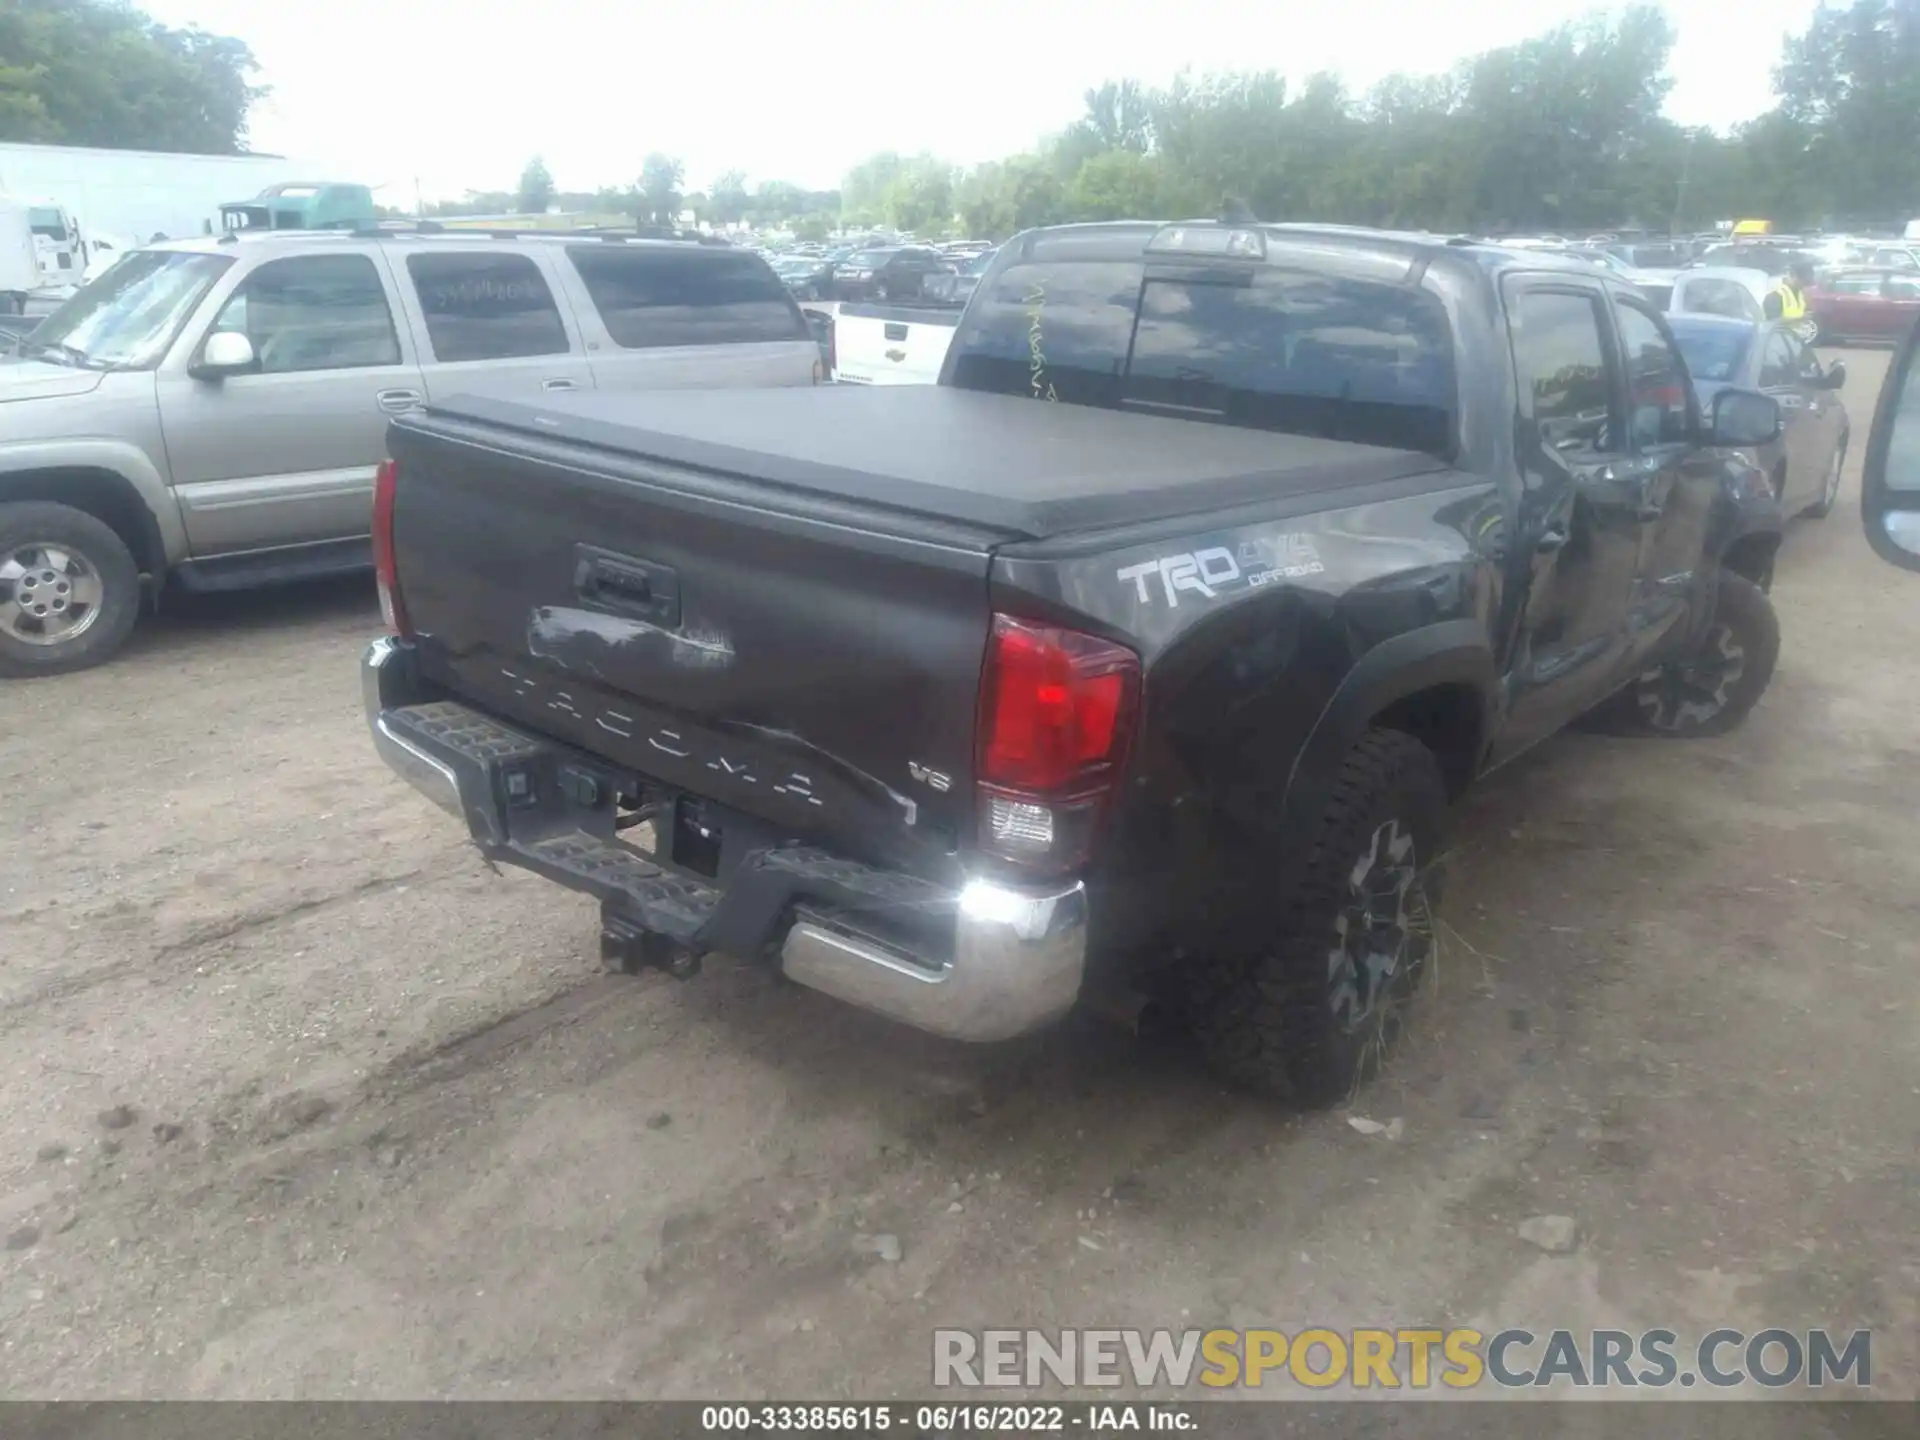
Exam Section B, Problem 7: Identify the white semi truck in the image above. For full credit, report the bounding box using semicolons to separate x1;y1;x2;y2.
0;142;314;275
0;195;86;313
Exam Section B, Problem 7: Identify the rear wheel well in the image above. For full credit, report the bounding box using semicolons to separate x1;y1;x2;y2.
0;469;164;582
1371;682;1484;798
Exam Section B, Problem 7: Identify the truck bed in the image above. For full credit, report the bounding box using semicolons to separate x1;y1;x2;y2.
425;385;1448;541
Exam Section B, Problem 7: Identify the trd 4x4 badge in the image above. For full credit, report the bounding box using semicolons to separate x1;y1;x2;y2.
1117;534;1325;608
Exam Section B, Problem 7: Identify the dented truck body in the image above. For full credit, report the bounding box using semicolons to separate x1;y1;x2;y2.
364;220;1780;1064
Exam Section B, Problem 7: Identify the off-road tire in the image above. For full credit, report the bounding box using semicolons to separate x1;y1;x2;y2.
0;501;142;678
1603;572;1779;738
1188;728;1448;1106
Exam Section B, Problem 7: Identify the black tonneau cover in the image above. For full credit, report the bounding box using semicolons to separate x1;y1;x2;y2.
426;385;1448;541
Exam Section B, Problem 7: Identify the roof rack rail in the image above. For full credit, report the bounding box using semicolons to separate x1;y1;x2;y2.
379;222;724;244
209;221;732;246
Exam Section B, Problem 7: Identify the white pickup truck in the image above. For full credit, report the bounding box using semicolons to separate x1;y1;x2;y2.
828;301;961;385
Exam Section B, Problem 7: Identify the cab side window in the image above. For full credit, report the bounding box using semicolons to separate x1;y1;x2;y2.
1614;302;1690;446
1511;290;1619;459
206;254;400;374
1759;332;1798;388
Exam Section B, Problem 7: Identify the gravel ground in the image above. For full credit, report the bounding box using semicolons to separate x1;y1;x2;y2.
0;353;1915;1423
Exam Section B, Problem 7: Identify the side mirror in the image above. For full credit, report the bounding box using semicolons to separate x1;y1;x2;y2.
1860;318;1920;571
1822;362;1848;390
191;330;255;380
1706;388;1782;447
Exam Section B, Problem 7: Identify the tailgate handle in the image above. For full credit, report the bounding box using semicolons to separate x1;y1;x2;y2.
883;323;909;341
573;546;681;627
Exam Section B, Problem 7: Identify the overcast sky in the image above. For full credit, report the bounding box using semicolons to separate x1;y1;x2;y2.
144;0;1825;202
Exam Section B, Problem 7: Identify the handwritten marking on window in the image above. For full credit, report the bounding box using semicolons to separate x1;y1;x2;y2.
1024;283;1059;402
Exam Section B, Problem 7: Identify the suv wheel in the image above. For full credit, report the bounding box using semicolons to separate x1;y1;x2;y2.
1188;728;1447;1105
0;502;142;677
1613;572;1779;738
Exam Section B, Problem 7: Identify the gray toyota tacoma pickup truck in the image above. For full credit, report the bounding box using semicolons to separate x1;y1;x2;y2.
363;221;1787;1101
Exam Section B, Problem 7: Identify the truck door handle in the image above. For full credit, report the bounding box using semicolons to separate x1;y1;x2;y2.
541;378;579;392
376;388;422;415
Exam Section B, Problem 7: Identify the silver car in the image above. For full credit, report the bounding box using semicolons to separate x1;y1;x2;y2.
1667;314;1852;519
0;228;822;675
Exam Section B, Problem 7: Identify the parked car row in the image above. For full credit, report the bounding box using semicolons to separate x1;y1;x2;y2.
758;241;999;306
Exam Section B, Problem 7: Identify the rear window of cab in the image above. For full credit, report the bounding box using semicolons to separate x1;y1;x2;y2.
946;256;1458;459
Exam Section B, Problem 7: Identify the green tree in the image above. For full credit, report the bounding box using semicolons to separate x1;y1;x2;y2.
637;152;684;226
1453;7;1677;230
1152;71;1293;218
1081;78;1154;152
883;157;954;232
955;162;1013;238
1774;0;1920;222
0;0;265;152
1068;150;1164;220
841;152;907;226
516;157;555;215
710;169;750;226
752;179;805;224
732;2;1920;242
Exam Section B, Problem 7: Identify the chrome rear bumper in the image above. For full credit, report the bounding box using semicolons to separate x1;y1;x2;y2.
361;636;1087;1041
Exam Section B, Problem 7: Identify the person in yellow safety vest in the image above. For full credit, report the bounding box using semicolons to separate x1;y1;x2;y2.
1764;260;1815;323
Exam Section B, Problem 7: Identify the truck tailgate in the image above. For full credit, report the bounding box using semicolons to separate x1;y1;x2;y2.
832;303;960;385
385;408;998;874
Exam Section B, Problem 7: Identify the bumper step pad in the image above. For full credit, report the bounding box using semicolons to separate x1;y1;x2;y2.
383;701;544;766
518;831;719;943
385;702;718;940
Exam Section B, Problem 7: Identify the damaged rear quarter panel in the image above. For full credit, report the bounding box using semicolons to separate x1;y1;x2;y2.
990;476;1504;958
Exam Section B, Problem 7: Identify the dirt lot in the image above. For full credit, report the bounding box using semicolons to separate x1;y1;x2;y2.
2;352;1916;1419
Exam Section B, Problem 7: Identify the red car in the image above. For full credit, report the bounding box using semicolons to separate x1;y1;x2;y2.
1807;267;1920;343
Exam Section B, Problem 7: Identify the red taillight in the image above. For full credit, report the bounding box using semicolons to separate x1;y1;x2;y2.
976;614;1139;871
372;457;410;636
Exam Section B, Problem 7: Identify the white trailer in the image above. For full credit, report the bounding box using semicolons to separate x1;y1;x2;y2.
0;142;314;250
0;194;41;312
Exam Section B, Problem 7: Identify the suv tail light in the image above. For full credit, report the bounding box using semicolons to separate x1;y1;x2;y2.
976;614;1140;873
372;457;411;636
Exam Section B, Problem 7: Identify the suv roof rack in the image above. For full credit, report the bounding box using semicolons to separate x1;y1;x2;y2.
215;221;728;246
